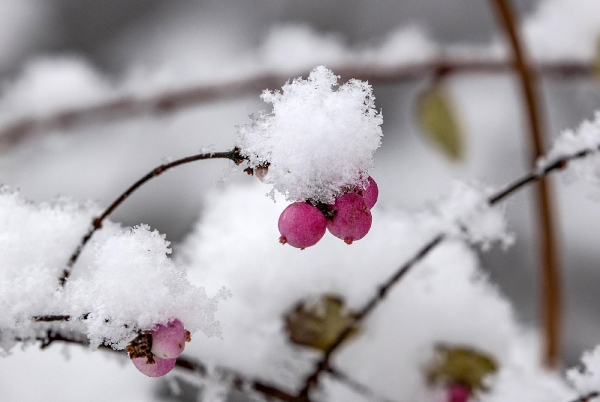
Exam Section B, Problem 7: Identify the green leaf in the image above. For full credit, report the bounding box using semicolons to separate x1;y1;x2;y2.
417;85;464;161
284;294;359;352
426;345;498;391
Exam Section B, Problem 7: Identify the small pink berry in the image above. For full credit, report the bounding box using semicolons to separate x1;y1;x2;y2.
278;202;327;249
447;384;470;402
151;319;187;359
361;177;378;209
327;193;372;244
132;356;176;377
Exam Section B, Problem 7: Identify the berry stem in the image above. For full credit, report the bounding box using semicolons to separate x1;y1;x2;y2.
60;148;246;286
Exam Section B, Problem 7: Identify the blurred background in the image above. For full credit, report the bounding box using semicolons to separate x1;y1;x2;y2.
1;0;600;401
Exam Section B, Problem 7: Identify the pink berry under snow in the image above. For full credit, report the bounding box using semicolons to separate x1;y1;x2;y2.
151;319;187;359
447;384;470;402
132;356;177;377
360;176;378;209
278;202;327;249
327;193;372;244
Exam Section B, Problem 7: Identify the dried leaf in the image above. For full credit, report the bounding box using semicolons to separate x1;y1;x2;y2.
417;85;464;160
284;294;359;352
427;345;498;391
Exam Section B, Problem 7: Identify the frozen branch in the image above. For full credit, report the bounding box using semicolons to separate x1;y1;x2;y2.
60;147;246;285
569;392;600;402
0;59;592;148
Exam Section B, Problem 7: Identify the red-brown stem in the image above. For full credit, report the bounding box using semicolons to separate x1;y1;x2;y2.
490;0;561;369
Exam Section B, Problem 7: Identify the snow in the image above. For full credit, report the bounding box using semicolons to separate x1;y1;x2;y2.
236;66;383;203
0;189;226;353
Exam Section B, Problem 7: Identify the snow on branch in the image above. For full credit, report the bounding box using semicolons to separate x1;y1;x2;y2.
0;59;592;149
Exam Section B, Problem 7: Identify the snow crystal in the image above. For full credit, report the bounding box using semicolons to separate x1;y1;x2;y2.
567;345;600;395
539;112;600;197
428;181;513;250
236;65;383;203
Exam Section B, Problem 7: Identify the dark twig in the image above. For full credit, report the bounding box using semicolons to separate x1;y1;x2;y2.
326;367;397;402
296;146;599;399
490;0;561;368
0;60;593;148
28;330;298;402
569;392;600;402
60;147;245;286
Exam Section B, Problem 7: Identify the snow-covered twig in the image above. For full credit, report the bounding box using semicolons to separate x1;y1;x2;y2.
61;148;245;285
297;144;600;399
0;59;592;148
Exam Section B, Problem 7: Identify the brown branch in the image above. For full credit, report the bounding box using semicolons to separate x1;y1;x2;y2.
296;146;598;399
0;60;593;149
60;147;245;286
490;0;561;369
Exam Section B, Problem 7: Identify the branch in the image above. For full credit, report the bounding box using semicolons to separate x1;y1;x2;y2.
326;367;398;402
28;330;299;402
569;392;600;402
60;147;246;286
296;146;599;398
490;0;561;369
0;59;593;148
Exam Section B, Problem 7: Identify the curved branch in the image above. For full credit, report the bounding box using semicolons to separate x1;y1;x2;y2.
0;59;593;148
60;147;246;285
296;146;598;398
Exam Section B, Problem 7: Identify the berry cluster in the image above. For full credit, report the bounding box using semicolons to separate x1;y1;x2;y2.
129;319;190;377
278;177;378;248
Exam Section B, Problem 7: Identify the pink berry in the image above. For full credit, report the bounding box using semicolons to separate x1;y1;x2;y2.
151;319;187;359
132;356;176;377
447;384;470;402
327;193;372;244
278;202;327;249
361;177;378;209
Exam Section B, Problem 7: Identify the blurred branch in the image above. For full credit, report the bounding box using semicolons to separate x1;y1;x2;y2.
26;330;298;402
490;0;561;369
296;145;599;399
570;392;600;402
326;367;397;402
61;147;245;286
0;59;593;149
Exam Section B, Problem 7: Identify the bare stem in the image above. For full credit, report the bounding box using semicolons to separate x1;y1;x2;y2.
60;147;245;286
296;146;596;398
490;0;561;369
0;60;593;149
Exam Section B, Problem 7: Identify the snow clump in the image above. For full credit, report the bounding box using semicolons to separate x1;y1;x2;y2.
236;65;383;204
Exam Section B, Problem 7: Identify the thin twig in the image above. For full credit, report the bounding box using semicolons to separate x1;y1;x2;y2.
296;146;598;399
60;147;245;286
0;60;593;148
326;367;397;402
569;392;600;402
490;0;561;368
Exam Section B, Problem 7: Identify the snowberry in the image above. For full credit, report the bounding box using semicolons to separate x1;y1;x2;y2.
151;318;187;359
132;356;176;377
447;384;470;402
360;176;378;209
278;202;327;249
327;193;372;244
